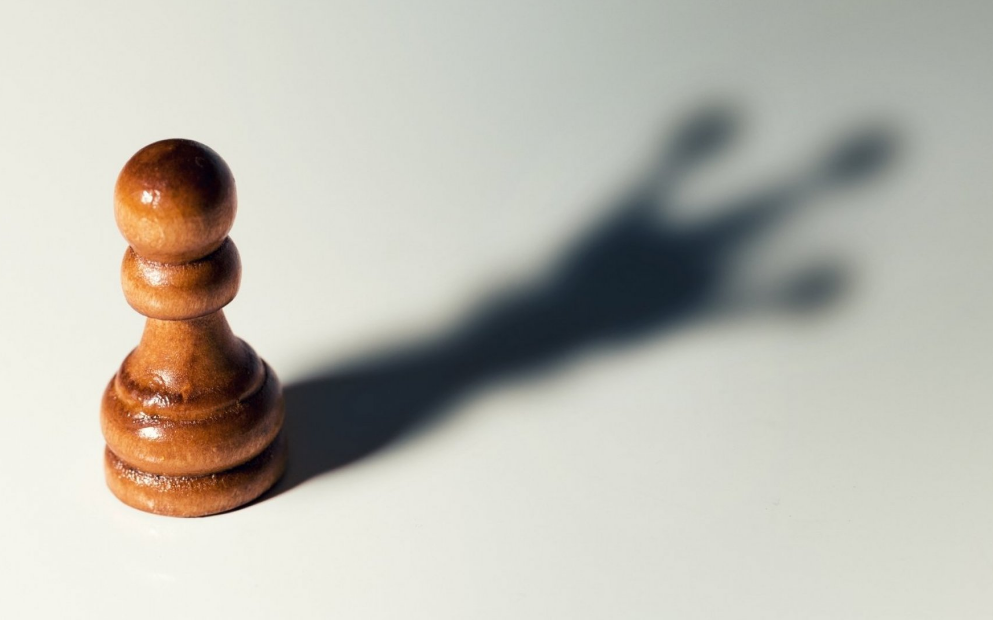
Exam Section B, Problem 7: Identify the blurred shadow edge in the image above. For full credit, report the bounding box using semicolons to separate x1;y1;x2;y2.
265;103;900;498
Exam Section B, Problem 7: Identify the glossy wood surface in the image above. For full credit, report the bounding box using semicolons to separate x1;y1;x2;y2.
102;139;285;517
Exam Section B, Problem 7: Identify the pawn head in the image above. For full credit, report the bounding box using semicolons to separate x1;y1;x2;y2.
115;139;236;263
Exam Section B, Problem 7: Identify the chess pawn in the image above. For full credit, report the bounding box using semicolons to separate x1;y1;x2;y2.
101;139;286;517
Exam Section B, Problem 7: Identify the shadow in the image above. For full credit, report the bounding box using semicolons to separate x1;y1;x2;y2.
271;105;898;496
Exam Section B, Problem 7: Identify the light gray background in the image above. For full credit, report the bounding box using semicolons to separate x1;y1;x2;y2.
1;1;990;618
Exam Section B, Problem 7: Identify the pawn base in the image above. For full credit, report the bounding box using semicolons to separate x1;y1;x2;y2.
104;435;286;517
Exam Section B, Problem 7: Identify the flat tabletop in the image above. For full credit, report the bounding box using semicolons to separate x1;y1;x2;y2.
1;2;991;618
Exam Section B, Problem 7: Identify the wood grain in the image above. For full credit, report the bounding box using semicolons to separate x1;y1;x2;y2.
102;139;286;516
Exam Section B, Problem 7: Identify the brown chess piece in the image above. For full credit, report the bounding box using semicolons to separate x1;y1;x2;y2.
101;139;286;517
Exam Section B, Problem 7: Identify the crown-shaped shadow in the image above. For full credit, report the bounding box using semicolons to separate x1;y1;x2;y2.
269;104;898;498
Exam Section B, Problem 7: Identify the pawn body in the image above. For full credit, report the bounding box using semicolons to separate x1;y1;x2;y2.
102;139;285;517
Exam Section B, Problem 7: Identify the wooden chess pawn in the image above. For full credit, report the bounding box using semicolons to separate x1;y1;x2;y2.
101;139;286;517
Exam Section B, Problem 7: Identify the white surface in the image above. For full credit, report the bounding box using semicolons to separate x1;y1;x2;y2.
1;1;992;618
